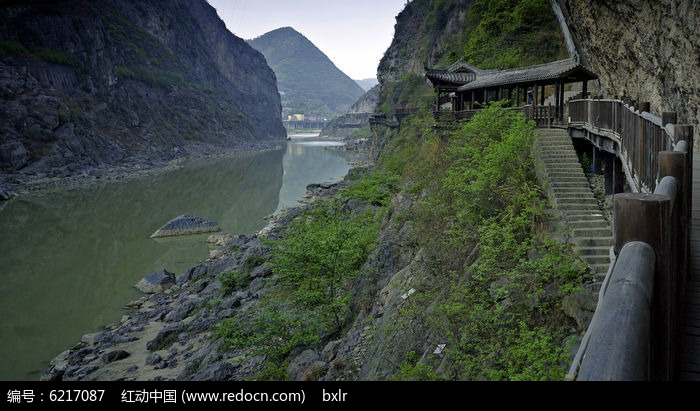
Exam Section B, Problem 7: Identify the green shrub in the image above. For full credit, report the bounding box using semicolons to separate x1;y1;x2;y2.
0;41;29;56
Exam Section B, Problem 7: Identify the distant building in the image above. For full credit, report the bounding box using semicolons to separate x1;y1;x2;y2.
287;114;305;121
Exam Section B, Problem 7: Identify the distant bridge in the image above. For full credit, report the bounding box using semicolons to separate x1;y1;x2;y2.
283;119;329;129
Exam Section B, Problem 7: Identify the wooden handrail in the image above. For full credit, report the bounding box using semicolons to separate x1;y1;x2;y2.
567;98;695;381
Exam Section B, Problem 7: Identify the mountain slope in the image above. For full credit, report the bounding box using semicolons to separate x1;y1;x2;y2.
354;78;379;91
247;27;365;119
0;0;285;185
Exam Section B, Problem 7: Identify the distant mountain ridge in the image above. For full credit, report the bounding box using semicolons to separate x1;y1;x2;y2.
354;78;379;91
247;27;365;119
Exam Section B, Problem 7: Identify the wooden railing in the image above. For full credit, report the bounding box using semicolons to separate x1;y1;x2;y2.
567;99;693;193
528;104;556;127
566;98;695;381
432;109;478;123
433;107;526;125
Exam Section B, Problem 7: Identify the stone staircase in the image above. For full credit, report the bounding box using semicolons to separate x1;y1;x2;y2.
536;128;612;278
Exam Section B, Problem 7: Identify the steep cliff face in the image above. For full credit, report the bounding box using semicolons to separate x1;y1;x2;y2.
0;0;285;183
377;1;470;84
559;0;699;143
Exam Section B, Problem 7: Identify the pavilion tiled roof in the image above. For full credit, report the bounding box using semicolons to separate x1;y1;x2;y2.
457;58;597;91
425;69;476;86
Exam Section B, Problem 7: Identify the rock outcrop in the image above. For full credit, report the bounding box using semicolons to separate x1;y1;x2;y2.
320;85;379;140
0;0;286;189
150;215;220;238
559;0;700;144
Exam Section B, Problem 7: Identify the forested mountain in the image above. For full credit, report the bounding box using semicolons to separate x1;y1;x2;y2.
248;27;365;119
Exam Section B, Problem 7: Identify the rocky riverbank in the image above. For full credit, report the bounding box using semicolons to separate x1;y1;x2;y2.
40;178;353;381
0;140;285;201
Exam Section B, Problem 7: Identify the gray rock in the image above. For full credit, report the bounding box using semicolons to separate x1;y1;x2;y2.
144;353;164;366
321;339;342;362
102;350;130;364
189;361;239;381
165;301;196;322
221;292;246;309
217;308;236;319
81;331;112;346
135;269;176;294
563;283;601;330
249;263;272;279
248;277;265;293
188;316;218;333
146;325;183;351
287;349;322;381
177;265;207;284
150;215;220;238
113;334;138;344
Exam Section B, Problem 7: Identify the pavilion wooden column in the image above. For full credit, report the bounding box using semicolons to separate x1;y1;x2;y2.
507;88;512;106
470;90;475;110
582;80;588;99
483;88;488;106
533;84;539;107
540;84;545;105
515;86;520;107
435;86;441;112
559;82;565;122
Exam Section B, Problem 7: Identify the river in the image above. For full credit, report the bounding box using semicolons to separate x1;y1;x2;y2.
0;133;362;380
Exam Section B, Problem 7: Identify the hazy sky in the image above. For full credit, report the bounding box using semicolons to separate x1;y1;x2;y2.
206;0;407;80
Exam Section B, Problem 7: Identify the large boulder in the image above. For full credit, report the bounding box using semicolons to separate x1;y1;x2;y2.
135;269;176;294
150;215;220;238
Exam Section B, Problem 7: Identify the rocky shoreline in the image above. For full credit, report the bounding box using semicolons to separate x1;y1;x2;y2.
40;176;354;381
0;140;285;201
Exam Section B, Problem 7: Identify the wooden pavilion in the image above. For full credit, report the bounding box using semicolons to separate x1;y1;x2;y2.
426;58;598;124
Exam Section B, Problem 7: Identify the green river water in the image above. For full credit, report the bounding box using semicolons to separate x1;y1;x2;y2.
0;134;362;380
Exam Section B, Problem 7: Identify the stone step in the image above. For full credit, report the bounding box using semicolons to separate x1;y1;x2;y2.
569;220;610;229
542;155;580;160
550;182;591;189
542;161;583;168
575;237;614;247
575;246;613;256
554;190;595;202
548;177;590;184
573;227;613;237
581;254;612;265
551;191;596;198
556;197;597;205
566;214;608;222
548;173;587;180
539;143;574;149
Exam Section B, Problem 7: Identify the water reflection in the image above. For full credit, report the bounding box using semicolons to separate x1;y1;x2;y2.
0;140;362;380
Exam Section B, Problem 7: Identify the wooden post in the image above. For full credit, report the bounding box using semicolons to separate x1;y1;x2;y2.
435;86;440;112
662;112;677;127
547;103;552;128
673;124;693;145
659;151;688;333
614;191;674;380
540;84;545;105
554;82;560;122
559;82;566;122
582;80;588;99
470;90;475;110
